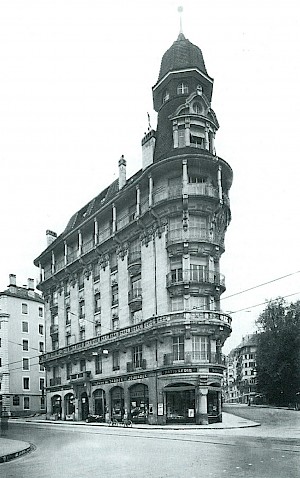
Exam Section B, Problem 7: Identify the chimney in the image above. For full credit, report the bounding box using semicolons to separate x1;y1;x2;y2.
28;278;34;291
118;155;126;190
8;274;17;293
46;230;57;246
142;130;156;170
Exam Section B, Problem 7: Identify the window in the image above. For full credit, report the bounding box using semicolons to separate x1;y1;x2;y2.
22;303;28;314
171;268;183;283
78;271;84;290
171;296;184;312
112;317;119;331
193;101;202;114
66;362;72;380
93;262;100;282
24;397;30;410
178;126;186;148
22;321;29;333
39;342;44;353
112;285;118;305
66;307;71;325
112;351;120;371
23;377;30;390
52;339;59;350
66;334;71;346
172;336;184;361
22;339;29;351
22;358;29;370
110;251;118;272
79;300;85;318
39;307;43;317
192;336;209;361
40;378;45;391
40;364;45;372
177;83;188;94
132;345;143;369
41;396;46;409
80;359;86;372
95;324;101;336
39;324;44;335
94;292;101;313
162;90;169;103
64;281;70;297
13;395;20;406
79;329;85;341
95;354;102;374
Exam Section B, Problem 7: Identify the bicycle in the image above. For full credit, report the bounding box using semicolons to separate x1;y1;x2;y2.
122;417;132;427
108;418;119;426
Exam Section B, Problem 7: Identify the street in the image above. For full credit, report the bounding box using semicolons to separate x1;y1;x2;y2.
1;406;300;478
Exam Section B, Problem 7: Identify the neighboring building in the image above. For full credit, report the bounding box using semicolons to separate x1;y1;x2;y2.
224;334;258;404
0;274;45;417
34;31;233;425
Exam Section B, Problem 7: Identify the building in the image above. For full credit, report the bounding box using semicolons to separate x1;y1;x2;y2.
34;31;233;425
224;334;258;404
0;274;45;417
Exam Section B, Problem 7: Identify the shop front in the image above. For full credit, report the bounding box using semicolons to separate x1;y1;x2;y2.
80;391;89;421
64;393;75;420
93;389;106;421
165;383;196;424
110;386;124;422
51;394;62;420
129;383;149;423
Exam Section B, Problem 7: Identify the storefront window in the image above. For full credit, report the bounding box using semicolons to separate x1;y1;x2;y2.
129;384;149;423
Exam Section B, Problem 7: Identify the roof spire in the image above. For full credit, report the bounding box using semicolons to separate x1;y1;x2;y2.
178;5;183;34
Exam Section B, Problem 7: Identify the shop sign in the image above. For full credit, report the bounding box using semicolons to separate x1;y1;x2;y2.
161;367;197;375
209;367;223;374
91;372;148;386
157;403;164;416
188;409;194;418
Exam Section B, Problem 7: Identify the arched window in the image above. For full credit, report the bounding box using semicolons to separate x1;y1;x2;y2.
193;101;202;115
162;90;169;103
177;83;189;95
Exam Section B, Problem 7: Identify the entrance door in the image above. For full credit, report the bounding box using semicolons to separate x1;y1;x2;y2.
81;392;89;421
166;386;195;423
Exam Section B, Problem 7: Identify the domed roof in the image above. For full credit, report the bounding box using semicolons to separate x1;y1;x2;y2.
157;33;208;82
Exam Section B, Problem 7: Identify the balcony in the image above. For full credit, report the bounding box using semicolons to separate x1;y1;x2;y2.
40;310;232;364
128;288;142;311
81;238;95;255
49;377;61;387
127;359;147;372
128;251;142;275
167;227;223;248
69;371;91;384
166;269;225;290
50;324;59;338
187;183;218;199
163;352;225;367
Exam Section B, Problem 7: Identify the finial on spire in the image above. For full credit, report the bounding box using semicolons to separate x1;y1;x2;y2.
178;5;183;34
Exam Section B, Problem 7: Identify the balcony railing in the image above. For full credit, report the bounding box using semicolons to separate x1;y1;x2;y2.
40;310;232;364
166;269;225;288
187;183;218;198
128;250;142;266
128;288;142;302
69;371;91;383
167;227;223;247
163;352;226;366
50;324;59;336
81;238;95;255
49;377;61;387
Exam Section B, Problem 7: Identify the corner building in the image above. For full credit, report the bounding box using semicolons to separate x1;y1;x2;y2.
35;33;233;425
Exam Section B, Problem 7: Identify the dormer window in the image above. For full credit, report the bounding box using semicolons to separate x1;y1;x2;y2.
177;83;188;95
193;102;203;115
162;90;169;103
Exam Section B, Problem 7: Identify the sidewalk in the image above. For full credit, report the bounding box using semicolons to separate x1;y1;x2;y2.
0;412;259;462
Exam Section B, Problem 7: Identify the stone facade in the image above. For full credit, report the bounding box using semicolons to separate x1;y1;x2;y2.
34;32;233;425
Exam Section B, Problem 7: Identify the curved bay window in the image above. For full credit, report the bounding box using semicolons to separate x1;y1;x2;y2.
129;384;149;423
110;386;124;421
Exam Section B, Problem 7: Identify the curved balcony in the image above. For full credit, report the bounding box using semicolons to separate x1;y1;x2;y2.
166;268;225;290
128;288;142;311
163;352;226;367
167;227;224;249
187;183;219;199
40;310;231;364
127;250;142;276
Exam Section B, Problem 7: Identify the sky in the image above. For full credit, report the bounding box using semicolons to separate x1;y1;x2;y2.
0;0;300;353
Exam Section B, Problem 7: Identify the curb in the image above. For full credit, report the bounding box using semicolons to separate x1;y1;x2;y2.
0;444;33;464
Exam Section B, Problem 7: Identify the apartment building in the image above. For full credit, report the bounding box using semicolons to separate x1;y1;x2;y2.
0;274;45;417
34;31;233;425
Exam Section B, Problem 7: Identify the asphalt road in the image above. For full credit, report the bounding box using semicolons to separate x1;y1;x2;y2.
1;407;300;478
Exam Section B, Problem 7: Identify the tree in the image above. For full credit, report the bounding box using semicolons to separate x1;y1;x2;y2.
255;298;300;406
